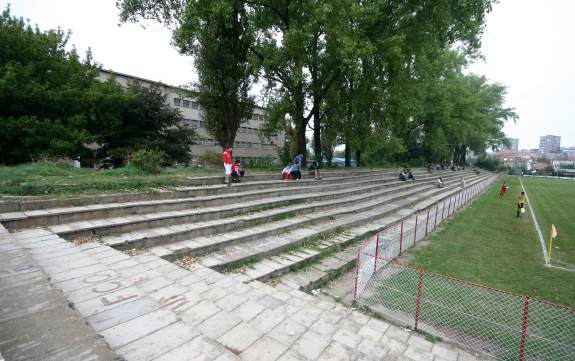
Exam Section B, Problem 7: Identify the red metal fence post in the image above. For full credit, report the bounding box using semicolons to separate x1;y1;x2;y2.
413;213;419;245
353;249;361;302
399;221;404;254
518;295;531;361
414;268;424;331
425;208;430;237
373;234;380;272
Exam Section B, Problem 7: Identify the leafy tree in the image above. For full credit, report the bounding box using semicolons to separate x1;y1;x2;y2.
118;0;255;150
0;7;96;164
0;7;195;165
86;80;195;164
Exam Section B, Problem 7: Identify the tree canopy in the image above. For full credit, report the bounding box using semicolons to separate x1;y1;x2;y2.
117;0;514;166
0;7;194;165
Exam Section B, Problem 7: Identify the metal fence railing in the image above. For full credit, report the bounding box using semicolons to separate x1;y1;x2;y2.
353;176;575;360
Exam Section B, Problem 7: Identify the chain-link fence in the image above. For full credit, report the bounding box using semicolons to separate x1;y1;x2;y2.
353;176;575;360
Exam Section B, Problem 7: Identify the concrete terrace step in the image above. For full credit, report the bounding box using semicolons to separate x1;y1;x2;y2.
0;168;412;214
266;175;497;292
4;229;483;361
122;172;475;257
1;168;439;229
0;229;118;361
51;170;464;240
272;175;498;293
189;174;488;271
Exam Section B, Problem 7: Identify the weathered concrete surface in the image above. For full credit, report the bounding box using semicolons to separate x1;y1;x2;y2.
0;228;489;361
0;230;118;361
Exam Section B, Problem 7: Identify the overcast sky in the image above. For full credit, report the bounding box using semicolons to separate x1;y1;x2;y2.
5;0;575;149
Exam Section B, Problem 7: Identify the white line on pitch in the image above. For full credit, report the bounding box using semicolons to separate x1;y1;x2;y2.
518;177;549;264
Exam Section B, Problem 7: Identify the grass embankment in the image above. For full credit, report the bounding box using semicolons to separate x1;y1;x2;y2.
521;176;575;268
0;161;222;197
407;175;574;307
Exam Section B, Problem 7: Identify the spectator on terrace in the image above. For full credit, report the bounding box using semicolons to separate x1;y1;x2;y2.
399;169;408;181
308;160;322;180
223;147;233;186
435;177;444;188
290;153;303;181
407;168;415;180
282;163;292;181
427;163;433;174
459;176;465;189
231;160;242;183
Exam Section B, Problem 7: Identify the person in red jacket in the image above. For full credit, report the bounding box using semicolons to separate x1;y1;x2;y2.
223;147;232;186
500;182;508;197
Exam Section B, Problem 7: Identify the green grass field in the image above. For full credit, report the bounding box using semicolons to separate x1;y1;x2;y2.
521;176;575;269
369;177;575;359
407;175;575;307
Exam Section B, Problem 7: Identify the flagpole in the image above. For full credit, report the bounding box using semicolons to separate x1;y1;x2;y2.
547;234;553;265
547;225;554;265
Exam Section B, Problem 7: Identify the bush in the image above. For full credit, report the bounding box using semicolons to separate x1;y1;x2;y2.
198;151;222;167
131;149;165;173
475;155;503;172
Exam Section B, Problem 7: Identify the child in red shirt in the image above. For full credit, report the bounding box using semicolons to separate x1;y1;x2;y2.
223;147;232;186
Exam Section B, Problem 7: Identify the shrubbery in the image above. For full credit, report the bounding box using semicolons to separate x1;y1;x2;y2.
475;155;504;172
131;149;165;173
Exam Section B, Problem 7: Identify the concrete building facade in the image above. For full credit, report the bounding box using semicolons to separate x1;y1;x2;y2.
97;70;284;163
539;135;561;154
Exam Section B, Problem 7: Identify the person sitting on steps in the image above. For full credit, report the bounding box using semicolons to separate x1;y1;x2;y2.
407;168;415;180
290;153;303;181
231;160;242;183
399;169;408;181
435;177;444;188
282;163;292;181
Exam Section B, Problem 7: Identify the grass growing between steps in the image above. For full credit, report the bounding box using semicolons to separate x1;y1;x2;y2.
0;161;221;196
406;175;575;308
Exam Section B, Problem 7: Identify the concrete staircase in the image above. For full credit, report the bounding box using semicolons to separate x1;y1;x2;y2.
0;168;493;360
1;227;483;361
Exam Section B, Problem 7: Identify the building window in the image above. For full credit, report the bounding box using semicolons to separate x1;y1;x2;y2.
182;100;190;108
173;98;181;106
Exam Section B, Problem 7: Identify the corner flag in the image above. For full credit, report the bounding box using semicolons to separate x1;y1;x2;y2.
551;224;558;239
547;224;558;265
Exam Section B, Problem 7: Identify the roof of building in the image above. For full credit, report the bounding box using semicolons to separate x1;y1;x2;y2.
99;69;266;111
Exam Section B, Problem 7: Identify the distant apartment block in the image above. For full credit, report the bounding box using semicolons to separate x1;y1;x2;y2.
539;135;561;153
97;70;284;162
501;138;519;152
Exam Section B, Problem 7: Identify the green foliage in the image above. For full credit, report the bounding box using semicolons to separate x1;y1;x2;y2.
0;7;194;166
131;149;165;173
118;0;255;150
87;80;195;165
0;8;97;164
116;0;512;168
197;151;221;167
474;155;504;172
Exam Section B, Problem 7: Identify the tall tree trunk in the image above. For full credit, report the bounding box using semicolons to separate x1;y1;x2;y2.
311;32;322;163
356;149;361;167
345;143;351;167
313;104;321;162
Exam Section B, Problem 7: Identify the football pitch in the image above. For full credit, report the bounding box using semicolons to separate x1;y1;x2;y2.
407;175;575;308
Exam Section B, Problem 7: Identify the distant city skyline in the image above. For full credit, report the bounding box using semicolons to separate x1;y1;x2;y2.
6;0;575;149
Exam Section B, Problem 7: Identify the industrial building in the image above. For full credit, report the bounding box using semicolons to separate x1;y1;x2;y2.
97;70;284;163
